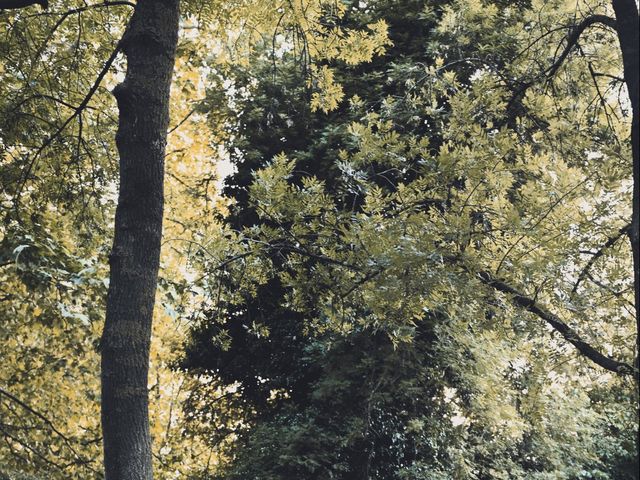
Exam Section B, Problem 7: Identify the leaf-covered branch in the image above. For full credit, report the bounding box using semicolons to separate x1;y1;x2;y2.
477;271;635;376
0;387;94;467
11;44;121;213
544;14;617;79
506;14;617;115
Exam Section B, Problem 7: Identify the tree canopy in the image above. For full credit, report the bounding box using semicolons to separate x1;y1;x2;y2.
0;0;637;478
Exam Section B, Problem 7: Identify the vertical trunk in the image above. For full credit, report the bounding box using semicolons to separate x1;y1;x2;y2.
101;0;179;479
611;2;640;467
611;0;639;379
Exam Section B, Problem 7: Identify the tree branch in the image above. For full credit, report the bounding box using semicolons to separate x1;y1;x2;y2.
0;0;47;10
11;44;121;214
572;223;631;294
477;270;635;376
505;14;617;117
0;387;85;460
272;243;363;271
544;14;617;80
11;93;93;112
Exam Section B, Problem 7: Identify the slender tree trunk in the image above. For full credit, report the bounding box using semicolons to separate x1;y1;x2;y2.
101;0;179;478
611;0;639;379
611;1;640;467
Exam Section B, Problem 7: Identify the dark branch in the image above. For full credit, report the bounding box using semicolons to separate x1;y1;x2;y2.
0;0;47;10
11;44;121;214
0;387;83;458
29;2;133;70
478;270;635;376
341;268;385;299
273;243;363;271
168;103;201;134
572;223;631;294
505;14;617;117
592;71;626;83
41;1;134;22
544;15;617;80
11;93;91;112
0;425;64;470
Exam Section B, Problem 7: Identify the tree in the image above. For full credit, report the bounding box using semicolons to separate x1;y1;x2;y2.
0;2;225;473
184;0;638;477
610;0;638;379
1;0;393;477
0;0;637;477
1;1;126;476
0;0;181;477
100;1;180;478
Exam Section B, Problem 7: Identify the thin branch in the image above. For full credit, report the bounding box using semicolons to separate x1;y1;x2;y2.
585;272;636;310
341;268;384;299
168;105;199;134
37;0;134;19
505;14;617;116
572;223;631;294
212;251;255;271
544;14;616;79
11;93;90;111
11;44;121;213
592;71;626;83
27;1;132;76
0;387;86;460
273;243;363;271
495;176;590;274
0;425;65;471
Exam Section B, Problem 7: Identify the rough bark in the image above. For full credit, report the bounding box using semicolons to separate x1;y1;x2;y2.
611;0;639;378
100;0;179;479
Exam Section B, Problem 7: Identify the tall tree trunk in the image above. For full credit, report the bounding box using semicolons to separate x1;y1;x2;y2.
101;0;179;478
611;0;639;379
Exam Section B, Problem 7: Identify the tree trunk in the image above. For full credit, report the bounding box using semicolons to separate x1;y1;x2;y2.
100;0;179;478
611;0;639;379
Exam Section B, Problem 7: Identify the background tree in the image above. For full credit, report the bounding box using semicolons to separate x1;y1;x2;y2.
0;0;637;478
1;0;181;476
184;0;638;477
0;1;210;478
1;2;127;476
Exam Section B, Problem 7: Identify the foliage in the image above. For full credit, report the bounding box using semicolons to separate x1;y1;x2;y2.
0;0;637;478
0;0;399;477
184;0;638;478
0;2;222;478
